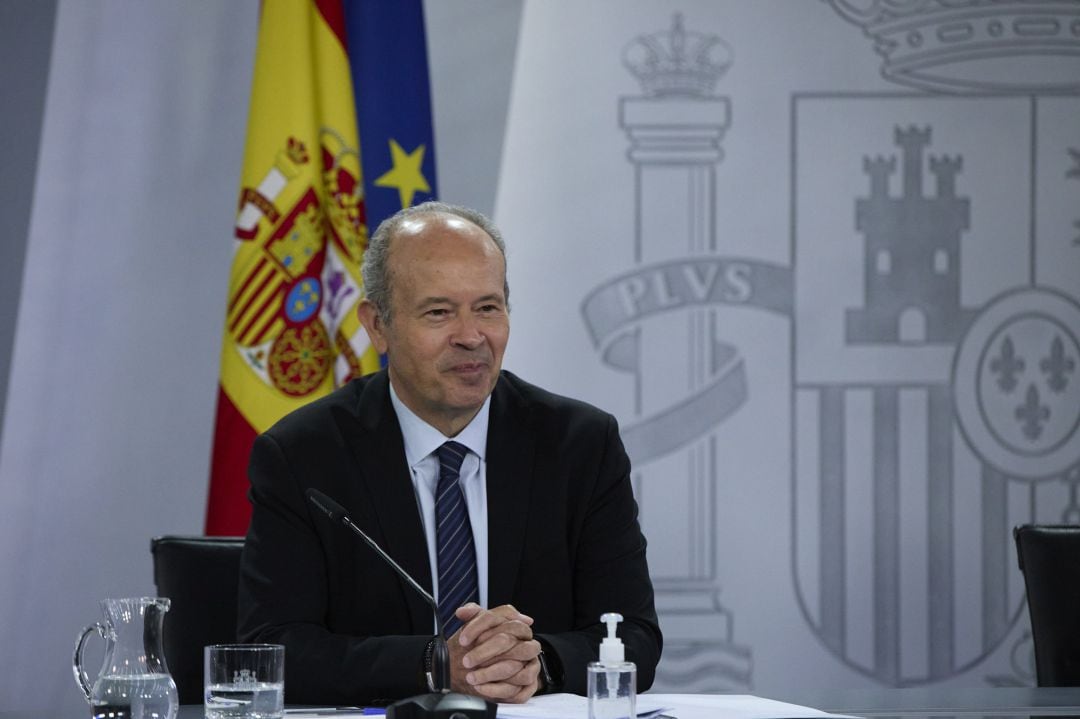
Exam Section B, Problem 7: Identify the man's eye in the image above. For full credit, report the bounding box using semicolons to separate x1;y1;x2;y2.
426;308;449;317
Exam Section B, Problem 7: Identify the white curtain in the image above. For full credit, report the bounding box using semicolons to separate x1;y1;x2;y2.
0;2;257;713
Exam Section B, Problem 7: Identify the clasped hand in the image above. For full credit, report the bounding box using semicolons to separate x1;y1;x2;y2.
447;603;541;703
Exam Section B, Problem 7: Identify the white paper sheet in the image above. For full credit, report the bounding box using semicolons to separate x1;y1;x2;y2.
497;693;854;719
280;692;853;719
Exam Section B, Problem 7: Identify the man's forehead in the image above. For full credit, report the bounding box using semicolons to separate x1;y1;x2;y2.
397;213;478;238
388;214;503;270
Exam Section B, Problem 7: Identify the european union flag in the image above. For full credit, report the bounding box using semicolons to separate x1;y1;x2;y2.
344;0;438;232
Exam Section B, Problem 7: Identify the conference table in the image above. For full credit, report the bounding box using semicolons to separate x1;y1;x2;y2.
288;685;1068;716
5;687;1080;719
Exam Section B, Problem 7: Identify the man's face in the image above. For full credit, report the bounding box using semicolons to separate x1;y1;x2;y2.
358;213;509;436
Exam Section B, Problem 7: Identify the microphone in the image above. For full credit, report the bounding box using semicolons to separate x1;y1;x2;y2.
305;488;494;719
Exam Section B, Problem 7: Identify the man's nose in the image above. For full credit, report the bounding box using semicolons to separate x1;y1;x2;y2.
451;314;484;349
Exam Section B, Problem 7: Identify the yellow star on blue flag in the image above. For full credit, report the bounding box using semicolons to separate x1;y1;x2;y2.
374;139;430;209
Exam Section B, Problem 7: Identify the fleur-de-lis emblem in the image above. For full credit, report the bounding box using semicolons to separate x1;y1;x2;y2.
990;335;1024;394
1040;335;1076;394
953;289;1080;480
1015;384;1051;441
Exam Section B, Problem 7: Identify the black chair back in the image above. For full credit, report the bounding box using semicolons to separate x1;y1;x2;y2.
150;535;245;704
1014;524;1080;686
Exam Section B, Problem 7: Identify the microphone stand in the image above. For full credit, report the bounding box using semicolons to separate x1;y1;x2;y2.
306;489;495;719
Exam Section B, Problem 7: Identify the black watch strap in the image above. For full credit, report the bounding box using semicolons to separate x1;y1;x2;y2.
423;637;437;692
536;650;554;693
535;639;564;694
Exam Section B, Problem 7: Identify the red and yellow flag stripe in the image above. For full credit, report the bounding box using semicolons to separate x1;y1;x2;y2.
206;0;380;535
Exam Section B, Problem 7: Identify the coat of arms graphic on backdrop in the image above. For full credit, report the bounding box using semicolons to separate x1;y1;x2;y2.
791;0;1080;685
498;0;1080;693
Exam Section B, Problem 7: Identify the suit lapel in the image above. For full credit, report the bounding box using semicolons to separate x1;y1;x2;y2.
345;372;434;633
485;375;535;607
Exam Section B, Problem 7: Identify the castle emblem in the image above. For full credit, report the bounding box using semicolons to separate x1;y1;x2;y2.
847;127;975;344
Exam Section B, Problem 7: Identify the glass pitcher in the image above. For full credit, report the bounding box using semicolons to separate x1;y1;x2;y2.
73;597;179;719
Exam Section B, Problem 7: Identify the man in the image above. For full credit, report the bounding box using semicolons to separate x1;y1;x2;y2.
238;202;661;705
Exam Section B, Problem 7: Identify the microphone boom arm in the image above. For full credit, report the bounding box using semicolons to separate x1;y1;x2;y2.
305;488;451;692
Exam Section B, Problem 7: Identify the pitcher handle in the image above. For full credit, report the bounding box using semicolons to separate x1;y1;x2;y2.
72;622;107;702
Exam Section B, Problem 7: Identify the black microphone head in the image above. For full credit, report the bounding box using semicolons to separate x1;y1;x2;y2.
305;488;348;523
386;692;495;719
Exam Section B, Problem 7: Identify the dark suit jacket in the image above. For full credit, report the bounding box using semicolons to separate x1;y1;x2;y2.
238;369;661;704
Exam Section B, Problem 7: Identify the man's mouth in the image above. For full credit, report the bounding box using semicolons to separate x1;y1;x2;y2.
449;362;488;373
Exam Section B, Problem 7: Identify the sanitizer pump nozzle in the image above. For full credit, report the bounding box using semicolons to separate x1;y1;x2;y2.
599;613;625;663
588;612;636;719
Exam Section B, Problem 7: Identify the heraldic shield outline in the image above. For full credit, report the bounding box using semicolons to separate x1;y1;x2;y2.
790;92;1080;686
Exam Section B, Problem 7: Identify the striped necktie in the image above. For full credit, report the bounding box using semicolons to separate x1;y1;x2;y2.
435;441;479;637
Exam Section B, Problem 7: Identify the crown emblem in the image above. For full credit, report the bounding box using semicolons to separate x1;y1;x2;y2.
623;13;732;97
825;0;1080;94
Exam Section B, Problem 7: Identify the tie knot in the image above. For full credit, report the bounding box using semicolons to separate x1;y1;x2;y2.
437;441;469;474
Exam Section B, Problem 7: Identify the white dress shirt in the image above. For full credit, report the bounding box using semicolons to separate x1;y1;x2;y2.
389;383;490;625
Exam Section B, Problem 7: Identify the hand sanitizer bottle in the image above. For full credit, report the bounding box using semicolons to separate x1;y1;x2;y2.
588;613;636;719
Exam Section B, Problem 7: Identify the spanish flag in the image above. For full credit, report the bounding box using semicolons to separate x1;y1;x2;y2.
206;0;437;535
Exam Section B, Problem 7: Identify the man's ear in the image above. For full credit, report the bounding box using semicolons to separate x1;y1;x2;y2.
356;300;389;355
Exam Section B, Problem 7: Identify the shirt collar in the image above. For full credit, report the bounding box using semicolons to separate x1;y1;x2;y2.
389;381;490;469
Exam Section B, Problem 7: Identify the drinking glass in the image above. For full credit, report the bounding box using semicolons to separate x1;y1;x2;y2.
204;644;284;719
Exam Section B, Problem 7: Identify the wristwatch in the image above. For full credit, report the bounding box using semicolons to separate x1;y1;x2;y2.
536;650;554;693
422;637;439;692
535;642;563;694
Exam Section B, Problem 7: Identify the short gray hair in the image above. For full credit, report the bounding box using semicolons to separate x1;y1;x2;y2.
361;201;509;323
